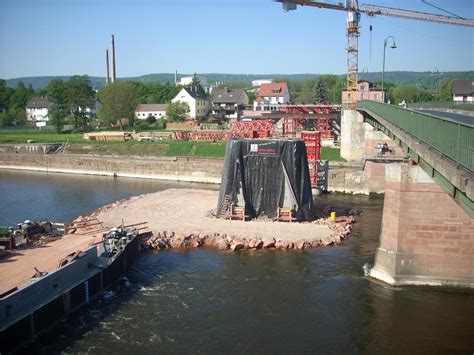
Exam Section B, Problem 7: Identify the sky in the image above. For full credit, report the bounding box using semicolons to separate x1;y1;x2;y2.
0;0;473;79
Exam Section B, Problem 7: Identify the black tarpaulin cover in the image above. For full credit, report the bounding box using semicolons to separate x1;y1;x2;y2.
217;139;313;220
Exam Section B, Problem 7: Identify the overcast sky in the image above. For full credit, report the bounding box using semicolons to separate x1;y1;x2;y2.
0;0;473;79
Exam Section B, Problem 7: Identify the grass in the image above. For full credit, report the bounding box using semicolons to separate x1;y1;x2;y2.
193;142;227;157
322;147;344;162
0;130;344;161
0;131;85;144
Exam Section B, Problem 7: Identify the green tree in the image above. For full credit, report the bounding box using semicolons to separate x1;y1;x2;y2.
438;78;453;101
0;80;14;109
47;79;68;132
166;101;190;122
8;82;30;125
392;84;419;104
66;75;96;130
131;81;181;104
97;81;137;127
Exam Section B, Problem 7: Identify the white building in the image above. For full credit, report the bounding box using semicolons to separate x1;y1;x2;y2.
253;83;290;111
135;104;168;120
452;80;474;103
172;87;209;120
251;79;272;87
26;97;51;127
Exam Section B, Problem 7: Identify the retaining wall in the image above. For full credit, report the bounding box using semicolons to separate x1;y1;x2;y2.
0;152;384;193
0;153;224;184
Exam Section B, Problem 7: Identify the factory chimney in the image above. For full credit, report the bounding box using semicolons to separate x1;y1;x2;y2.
111;34;116;83
105;49;110;84
175;70;178;86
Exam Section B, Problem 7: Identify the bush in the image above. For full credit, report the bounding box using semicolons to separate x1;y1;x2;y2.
156;118;166;130
138;120;149;129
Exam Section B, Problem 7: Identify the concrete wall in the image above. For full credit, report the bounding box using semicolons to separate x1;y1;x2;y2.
0;152;386;194
340;109;366;161
0;153;224;184
370;164;474;288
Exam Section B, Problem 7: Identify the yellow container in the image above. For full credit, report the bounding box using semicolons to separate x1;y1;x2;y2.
330;212;336;221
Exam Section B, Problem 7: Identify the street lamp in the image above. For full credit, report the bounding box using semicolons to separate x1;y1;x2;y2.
381;36;397;103
432;67;440;100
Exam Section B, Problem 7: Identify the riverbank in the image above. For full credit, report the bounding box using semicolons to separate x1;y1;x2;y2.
82;189;355;251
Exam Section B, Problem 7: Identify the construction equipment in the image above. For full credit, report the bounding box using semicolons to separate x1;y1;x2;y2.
276;0;474;97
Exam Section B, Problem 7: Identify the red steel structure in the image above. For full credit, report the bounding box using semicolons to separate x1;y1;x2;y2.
231;120;274;139
278;104;340;115
301;131;322;186
189;130;232;141
283;117;304;137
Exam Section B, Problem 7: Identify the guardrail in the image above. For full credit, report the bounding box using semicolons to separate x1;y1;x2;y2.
357;100;473;172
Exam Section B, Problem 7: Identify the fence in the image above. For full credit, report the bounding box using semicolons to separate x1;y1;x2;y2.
357;100;473;172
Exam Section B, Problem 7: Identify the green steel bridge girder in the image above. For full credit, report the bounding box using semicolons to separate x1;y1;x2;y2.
356;100;473;218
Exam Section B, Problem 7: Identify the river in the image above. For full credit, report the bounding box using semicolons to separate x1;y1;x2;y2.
1;170;473;353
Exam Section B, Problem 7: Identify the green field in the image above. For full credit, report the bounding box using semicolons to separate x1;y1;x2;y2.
0;131;343;160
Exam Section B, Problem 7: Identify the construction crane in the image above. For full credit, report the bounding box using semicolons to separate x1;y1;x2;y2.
275;0;474;95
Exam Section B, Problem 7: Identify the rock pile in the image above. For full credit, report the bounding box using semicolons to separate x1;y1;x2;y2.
141;215;356;252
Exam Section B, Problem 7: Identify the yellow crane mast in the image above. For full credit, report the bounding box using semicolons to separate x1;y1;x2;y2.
276;0;474;95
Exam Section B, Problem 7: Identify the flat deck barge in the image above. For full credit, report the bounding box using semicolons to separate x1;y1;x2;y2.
0;227;140;353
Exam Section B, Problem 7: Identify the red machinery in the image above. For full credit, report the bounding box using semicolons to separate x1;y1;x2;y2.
301;131;321;186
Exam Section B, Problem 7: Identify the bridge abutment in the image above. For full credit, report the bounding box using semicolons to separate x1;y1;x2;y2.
370;164;474;288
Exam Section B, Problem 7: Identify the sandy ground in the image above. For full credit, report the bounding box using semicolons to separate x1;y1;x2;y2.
95;188;334;243
1;188;343;294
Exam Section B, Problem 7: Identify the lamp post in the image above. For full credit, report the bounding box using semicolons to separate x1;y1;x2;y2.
381;36;397;103
432;67;440;100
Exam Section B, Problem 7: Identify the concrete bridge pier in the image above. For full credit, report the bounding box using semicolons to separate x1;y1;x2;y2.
370;163;474;288
340;109;365;161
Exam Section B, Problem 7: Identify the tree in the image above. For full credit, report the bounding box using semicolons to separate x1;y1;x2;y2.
66;75;95;130
131;81;181;104
439;78;453;101
97;81;137;127
47;79;68;132
166;101;189;122
8;82;30;125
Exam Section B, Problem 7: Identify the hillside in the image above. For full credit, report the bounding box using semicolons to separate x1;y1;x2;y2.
5;71;474;90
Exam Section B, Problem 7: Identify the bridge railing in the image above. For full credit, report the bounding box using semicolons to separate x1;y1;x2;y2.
357;100;473;172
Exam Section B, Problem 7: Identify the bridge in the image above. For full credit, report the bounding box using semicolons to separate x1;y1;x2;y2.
340;102;473;288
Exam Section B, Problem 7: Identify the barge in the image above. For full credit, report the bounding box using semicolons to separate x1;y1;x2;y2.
0;226;141;353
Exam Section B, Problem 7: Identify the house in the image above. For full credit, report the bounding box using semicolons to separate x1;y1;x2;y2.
341;81;385;106
452;80;474;103
251;79;272;87
211;87;249;120
26;97;51;127
135;104;168;120
172;86;209;120
253;83;290;111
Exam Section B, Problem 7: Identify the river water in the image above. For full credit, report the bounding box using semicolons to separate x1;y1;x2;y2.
1;171;473;353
